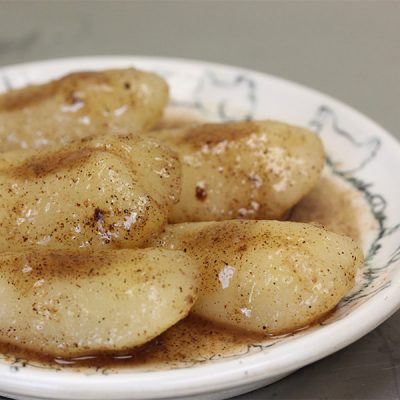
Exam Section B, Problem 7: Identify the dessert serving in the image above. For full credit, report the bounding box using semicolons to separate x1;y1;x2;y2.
0;65;365;362
0;57;398;400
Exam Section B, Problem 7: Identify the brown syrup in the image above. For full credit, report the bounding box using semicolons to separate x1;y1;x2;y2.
290;174;367;244
0;315;264;371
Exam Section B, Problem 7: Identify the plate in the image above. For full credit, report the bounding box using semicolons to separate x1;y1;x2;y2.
0;56;399;400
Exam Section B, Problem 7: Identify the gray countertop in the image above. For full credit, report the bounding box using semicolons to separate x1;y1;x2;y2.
0;1;399;399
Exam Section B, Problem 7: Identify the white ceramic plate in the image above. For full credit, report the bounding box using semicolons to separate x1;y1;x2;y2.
0;56;400;400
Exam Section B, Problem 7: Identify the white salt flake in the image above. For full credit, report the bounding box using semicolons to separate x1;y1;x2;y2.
218;265;236;289
114;105;128;117
79;115;91;125
123;212;137;230
240;307;252;318
61;102;84;113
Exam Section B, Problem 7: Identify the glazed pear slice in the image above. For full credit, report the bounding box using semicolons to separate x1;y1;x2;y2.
147;220;363;335
150;120;324;223
0;68;168;152
0;134;180;251
0;248;199;357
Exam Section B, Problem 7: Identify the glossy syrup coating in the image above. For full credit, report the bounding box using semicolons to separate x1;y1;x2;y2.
0;134;181;250
0;68;168;152
147;220;364;335
0;248;199;357
150;120;325;223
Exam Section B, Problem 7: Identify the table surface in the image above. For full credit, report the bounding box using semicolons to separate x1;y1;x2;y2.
0;1;399;399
